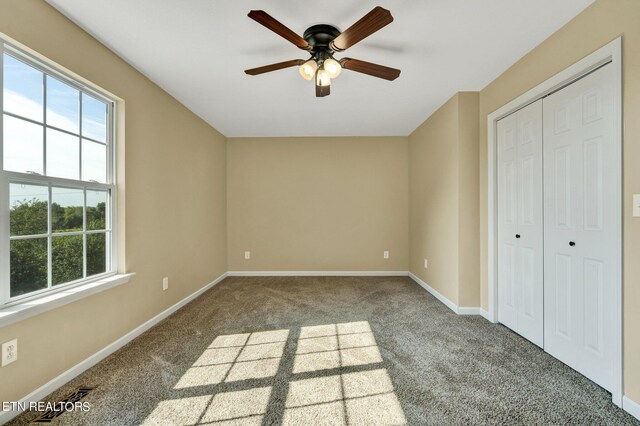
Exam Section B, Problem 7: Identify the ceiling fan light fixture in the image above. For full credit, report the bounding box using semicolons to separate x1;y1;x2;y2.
316;68;331;87
299;59;318;81
323;57;342;78
245;8;400;97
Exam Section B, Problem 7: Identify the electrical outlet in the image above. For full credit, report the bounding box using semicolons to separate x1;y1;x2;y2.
2;339;18;367
383;251;389;259
424;259;428;269
162;277;169;291
634;194;640;217
244;251;251;260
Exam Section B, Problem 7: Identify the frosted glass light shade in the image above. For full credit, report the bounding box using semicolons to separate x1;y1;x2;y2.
299;59;318;80
316;69;331;87
323;58;342;78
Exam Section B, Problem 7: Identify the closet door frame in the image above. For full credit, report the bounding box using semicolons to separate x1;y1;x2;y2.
486;37;622;406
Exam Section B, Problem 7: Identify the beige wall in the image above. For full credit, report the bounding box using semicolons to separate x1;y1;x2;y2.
478;0;640;400
457;93;480;307
227;137;409;272
0;0;227;404
408;93;480;307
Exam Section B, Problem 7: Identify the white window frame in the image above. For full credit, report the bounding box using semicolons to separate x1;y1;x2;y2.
0;38;118;307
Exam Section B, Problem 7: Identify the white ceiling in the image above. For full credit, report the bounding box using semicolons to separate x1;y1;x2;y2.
46;0;593;137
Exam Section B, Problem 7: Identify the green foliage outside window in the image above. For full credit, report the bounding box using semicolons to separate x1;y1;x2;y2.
9;198;107;297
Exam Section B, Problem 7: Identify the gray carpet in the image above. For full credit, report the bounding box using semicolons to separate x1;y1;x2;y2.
7;276;639;425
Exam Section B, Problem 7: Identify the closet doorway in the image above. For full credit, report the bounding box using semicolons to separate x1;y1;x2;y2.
488;38;622;405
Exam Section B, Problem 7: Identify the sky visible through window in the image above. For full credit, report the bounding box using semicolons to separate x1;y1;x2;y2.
9;183;106;208
3;53;109;204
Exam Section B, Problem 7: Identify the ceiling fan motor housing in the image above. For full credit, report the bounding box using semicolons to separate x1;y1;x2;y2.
303;24;341;53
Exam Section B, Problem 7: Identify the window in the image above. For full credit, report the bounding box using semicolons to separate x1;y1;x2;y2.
0;42;116;305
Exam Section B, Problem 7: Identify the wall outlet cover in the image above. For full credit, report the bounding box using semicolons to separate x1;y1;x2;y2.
634;194;640;217
244;251;251;260
2;339;18;367
424;259;428;269
162;277;169;291
383;251;390;259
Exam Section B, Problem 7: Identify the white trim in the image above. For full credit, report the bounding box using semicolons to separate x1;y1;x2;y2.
0;273;134;328
457;307;482;315
408;273;483;316
227;271;409;277
479;309;490;321
408;272;457;312
0;36;119;306
623;396;640;421
486;37;623;406
0;272;228;425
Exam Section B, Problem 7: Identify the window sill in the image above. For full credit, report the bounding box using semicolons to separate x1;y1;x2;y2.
0;273;135;328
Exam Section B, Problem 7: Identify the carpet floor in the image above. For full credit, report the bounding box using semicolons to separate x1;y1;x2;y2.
8;276;639;425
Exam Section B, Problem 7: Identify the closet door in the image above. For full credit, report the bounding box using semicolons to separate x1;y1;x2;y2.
497;100;544;347
543;64;616;391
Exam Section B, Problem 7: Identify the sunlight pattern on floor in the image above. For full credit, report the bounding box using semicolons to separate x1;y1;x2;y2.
143;322;406;425
174;329;289;389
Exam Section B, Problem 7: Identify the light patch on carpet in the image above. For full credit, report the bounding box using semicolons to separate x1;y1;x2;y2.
174;364;231;389
201;386;272;423
283;401;346;426
246;329;289;345
283;368;404;424
293;350;342;373
296;335;339;354
342;369;395;398
225;358;281;382
209;333;250;348
142;395;211;425
285;376;343;408
156;321;404;424
236;341;286;362
346;392;406;425
293;323;383;373
193;347;242;366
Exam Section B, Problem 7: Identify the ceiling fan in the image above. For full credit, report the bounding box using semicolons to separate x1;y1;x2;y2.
244;7;401;97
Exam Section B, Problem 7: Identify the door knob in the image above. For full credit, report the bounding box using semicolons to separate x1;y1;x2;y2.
569;241;576;246
515;234;521;238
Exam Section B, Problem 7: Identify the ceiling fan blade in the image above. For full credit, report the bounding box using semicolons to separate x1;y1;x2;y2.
248;10;310;50
316;84;330;97
329;7;393;52
245;59;304;76
340;58;401;81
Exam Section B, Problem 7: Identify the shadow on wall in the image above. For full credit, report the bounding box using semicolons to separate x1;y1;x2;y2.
143;321;407;425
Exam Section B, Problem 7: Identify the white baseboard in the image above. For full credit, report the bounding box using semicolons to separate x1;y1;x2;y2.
0;272;228;425
227;271;409;277
457;307;482;315
624;395;640;421
408;272;458;313
408;273;485;317
479;309;491;321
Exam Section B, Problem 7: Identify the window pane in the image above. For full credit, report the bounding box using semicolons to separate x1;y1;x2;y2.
3;114;44;174
87;232;106;277
82;139;106;183
10;183;48;236
46;128;79;179
87;190;107;230
46;75;79;133
10;238;48;297
52;187;83;233
3;53;43;122
52;235;83;285
82;93;107;142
